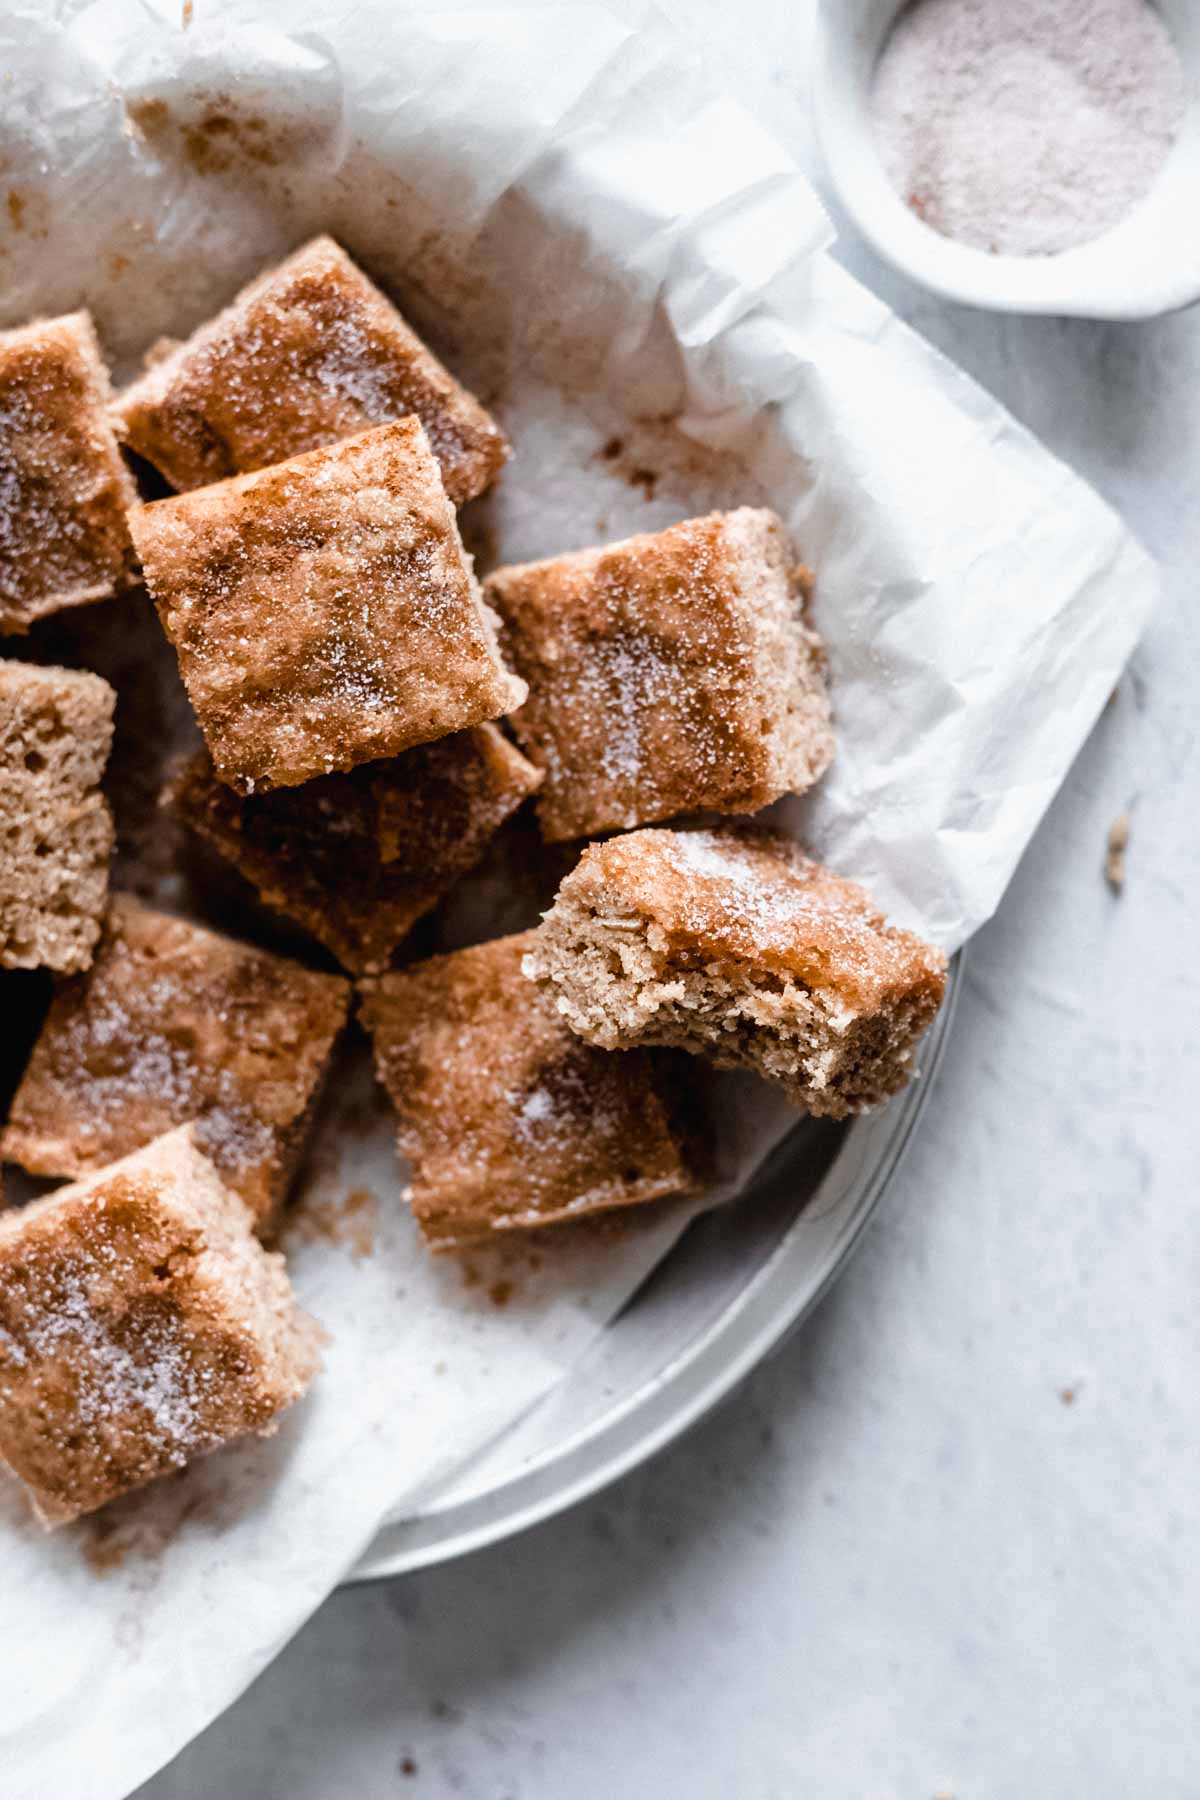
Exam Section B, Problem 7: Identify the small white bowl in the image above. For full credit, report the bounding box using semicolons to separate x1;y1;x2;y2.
812;0;1200;319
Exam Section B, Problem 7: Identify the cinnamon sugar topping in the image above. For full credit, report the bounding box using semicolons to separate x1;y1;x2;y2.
0;312;135;633
128;417;525;793
112;235;509;505
486;507;832;840
359;931;701;1249
1;897;349;1230
523;827;947;1117
0;1130;321;1524
169;724;541;973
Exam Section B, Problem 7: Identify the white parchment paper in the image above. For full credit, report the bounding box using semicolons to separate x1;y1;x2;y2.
0;2;1158;1795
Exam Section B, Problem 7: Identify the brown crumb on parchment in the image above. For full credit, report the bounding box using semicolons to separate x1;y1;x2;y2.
287;1186;378;1260
126;98;169;139
1059;1382;1082;1406
791;561;816;607
125;94;299;177
3;186;47;239
1105;812;1130;892
592;434;658;499
83;1512;130;1574
81;1472;231;1576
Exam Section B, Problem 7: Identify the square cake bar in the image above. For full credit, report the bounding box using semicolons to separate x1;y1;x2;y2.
0;311;136;633
0;1128;322;1525
112;235;509;506
129;417;526;793
523;826;947;1117
359;931;702;1250
485;508;834;841
1;896;350;1231
0;659;115;974
170;724;542;974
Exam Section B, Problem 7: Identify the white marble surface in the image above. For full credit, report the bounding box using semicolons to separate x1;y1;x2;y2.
137;6;1200;1795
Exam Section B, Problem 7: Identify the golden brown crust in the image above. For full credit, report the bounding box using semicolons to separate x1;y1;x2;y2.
567;826;946;1014
0;312;136;633
128;418;525;793
486;508;833;841
358;931;700;1249
112;235;509;505
169;726;543;973
1;896;350;1230
524;826;948;1116
0;1130;321;1524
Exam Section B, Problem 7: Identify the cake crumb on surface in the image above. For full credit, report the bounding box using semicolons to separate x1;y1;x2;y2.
285;1186;377;1261
1105;812;1130;892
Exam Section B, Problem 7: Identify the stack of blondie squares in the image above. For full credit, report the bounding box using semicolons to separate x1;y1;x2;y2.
0;236;946;1524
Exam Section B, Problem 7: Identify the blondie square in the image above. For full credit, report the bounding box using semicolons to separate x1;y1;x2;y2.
128;418;526;793
523;827;947;1117
1;897;350;1230
113;236;508;506
359;931;701;1250
0;312;136;633
0;659;116;974
170;724;542;974
0;1128;322;1525
485;508;834;841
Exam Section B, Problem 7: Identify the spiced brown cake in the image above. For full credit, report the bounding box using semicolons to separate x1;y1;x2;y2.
169;725;542;973
359;931;702;1249
1;897;350;1231
0;659;115;974
128;418;526;793
112;235;508;506
0;311;136;634
485;508;833;841
523;826;947;1116
0;1128;322;1525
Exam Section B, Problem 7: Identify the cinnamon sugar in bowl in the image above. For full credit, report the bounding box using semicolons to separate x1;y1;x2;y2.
813;0;1200;318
